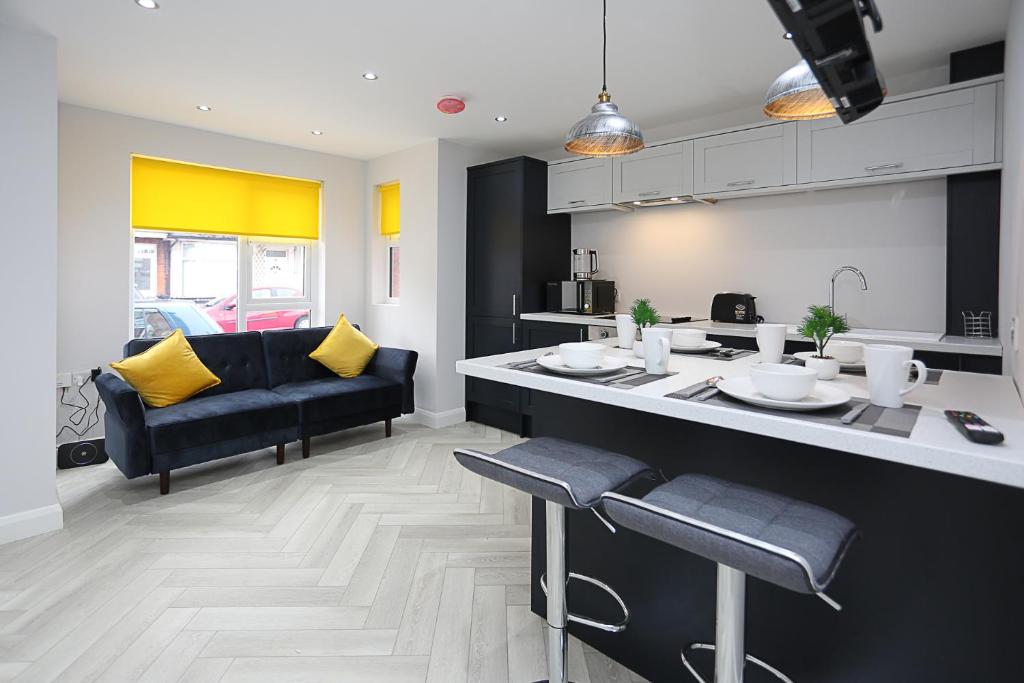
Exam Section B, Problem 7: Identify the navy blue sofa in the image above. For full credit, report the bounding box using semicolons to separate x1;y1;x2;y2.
96;326;417;494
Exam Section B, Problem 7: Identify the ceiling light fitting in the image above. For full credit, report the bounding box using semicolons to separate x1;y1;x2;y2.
195;104;212;112
763;59;836;121
564;0;643;156
495;115;508;123
362;72;379;81
311;130;324;136
135;0;159;9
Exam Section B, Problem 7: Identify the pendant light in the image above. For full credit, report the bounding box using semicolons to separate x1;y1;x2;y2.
763;60;836;121
564;0;643;156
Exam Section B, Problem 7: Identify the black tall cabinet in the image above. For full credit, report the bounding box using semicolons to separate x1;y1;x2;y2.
465;157;572;433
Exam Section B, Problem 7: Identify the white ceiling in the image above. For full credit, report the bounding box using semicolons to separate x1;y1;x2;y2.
0;0;1012;160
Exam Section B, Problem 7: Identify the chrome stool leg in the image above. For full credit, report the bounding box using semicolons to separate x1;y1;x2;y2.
680;564;793;683
537;500;572;683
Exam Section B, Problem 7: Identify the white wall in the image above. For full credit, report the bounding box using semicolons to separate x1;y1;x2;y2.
572;180;948;331
364;139;499;426
1001;0;1024;386
57;105;365;438
0;24;62;543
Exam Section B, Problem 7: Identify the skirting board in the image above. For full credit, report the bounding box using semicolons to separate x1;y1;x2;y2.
410;407;466;429
0;503;63;546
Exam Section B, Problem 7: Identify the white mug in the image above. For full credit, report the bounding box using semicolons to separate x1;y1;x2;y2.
615;314;638;349
755;323;787;364
641;327;672;375
864;344;927;409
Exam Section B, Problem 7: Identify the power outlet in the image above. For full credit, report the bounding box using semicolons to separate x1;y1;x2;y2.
56;372;72;389
73;372;90;387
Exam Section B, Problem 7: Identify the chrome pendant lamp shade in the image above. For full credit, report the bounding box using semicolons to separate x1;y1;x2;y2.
763;60;836;121
564;0;643;156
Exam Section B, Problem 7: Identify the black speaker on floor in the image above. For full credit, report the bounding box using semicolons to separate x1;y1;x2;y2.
57;438;109;469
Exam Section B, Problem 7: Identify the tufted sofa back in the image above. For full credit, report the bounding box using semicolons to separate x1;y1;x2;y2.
123;331;270;398
261;326;345;388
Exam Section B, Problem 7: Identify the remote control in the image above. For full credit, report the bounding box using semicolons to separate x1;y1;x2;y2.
944;411;1005;445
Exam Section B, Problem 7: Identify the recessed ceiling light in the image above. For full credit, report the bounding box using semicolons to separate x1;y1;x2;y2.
495;115;508;123
784;31;794;40
633;201;642;206
196;104;212;112
362;72;379;81
670;197;680;201
135;0;159;9
311;130;324;136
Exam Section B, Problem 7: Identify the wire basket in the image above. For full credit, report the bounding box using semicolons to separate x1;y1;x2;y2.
962;311;993;338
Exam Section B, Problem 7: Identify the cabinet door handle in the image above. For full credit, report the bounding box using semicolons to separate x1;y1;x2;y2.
512;323;517;346
638;190;661;197
567;199;586;205
864;162;904;172
726;179;756;188
579;329;585;342
512;294;518;316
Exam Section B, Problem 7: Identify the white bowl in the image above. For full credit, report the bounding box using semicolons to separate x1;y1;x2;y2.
749;363;818;401
558;342;605;369
829;340;865;364
672;329;707;348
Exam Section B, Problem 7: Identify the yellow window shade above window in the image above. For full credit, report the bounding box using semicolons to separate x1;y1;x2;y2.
131;155;321;240
379;182;400;237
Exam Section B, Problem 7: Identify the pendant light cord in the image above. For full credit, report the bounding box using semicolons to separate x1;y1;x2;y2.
602;0;608;92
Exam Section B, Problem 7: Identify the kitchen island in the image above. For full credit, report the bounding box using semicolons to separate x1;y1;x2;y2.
457;343;1024;682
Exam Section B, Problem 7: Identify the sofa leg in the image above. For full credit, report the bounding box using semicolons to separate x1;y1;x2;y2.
276;444;285;465
302;437;310;459
159;471;170;495
385;418;392;438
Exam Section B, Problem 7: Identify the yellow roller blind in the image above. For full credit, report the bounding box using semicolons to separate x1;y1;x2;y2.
131;155;321;240
379;182;400;237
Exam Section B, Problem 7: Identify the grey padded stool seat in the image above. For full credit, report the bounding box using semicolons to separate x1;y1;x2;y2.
455;437;654;683
602;474;858;683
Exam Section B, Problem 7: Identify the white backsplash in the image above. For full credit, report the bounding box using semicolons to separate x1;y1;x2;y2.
571;179;948;332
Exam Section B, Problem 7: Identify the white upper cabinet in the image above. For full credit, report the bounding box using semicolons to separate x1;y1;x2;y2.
547;157;613;211
612;141;694;203
797;83;999;184
693;123;798;195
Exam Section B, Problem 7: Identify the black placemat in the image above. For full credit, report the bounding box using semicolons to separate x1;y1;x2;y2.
666;380;922;438
502;359;674;389
673;348;757;362
781;355;944;385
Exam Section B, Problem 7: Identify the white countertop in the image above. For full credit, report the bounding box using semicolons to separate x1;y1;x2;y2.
520;312;1003;357
457;341;1024;490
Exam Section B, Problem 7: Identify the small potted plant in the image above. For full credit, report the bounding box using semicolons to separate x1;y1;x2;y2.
630;298;659;358
797;305;850;380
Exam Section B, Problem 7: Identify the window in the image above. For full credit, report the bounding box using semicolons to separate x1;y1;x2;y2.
130;156;321;339
132;231;315;338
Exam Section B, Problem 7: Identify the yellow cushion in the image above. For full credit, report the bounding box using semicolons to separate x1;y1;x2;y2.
309;315;379;378
110;329;221;408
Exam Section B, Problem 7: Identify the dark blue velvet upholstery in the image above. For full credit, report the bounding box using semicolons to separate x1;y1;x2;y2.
273;376;402;426
262;327;335;387
98;325;417;487
125;331;269;397
145;388;298;455
95;373;152;479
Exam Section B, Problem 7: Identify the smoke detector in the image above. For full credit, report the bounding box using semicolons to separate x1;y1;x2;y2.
436;96;466;115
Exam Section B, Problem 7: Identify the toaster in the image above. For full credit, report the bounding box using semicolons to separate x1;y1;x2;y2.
711;292;759;324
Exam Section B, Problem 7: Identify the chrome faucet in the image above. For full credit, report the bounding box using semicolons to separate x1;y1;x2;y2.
829;266;868;313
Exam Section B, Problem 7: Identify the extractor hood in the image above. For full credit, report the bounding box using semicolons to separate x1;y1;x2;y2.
620;196;719;208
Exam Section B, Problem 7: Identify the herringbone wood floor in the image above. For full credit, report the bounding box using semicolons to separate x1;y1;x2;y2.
0;420;649;683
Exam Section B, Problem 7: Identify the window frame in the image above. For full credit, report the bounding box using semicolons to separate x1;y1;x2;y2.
385;239;400;304
130;229;319;337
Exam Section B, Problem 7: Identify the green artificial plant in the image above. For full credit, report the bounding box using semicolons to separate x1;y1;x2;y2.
630;298;660;330
798;305;850;358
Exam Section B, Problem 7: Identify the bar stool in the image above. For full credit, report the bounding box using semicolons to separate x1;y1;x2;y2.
454;437;654;683
602;474;858;683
